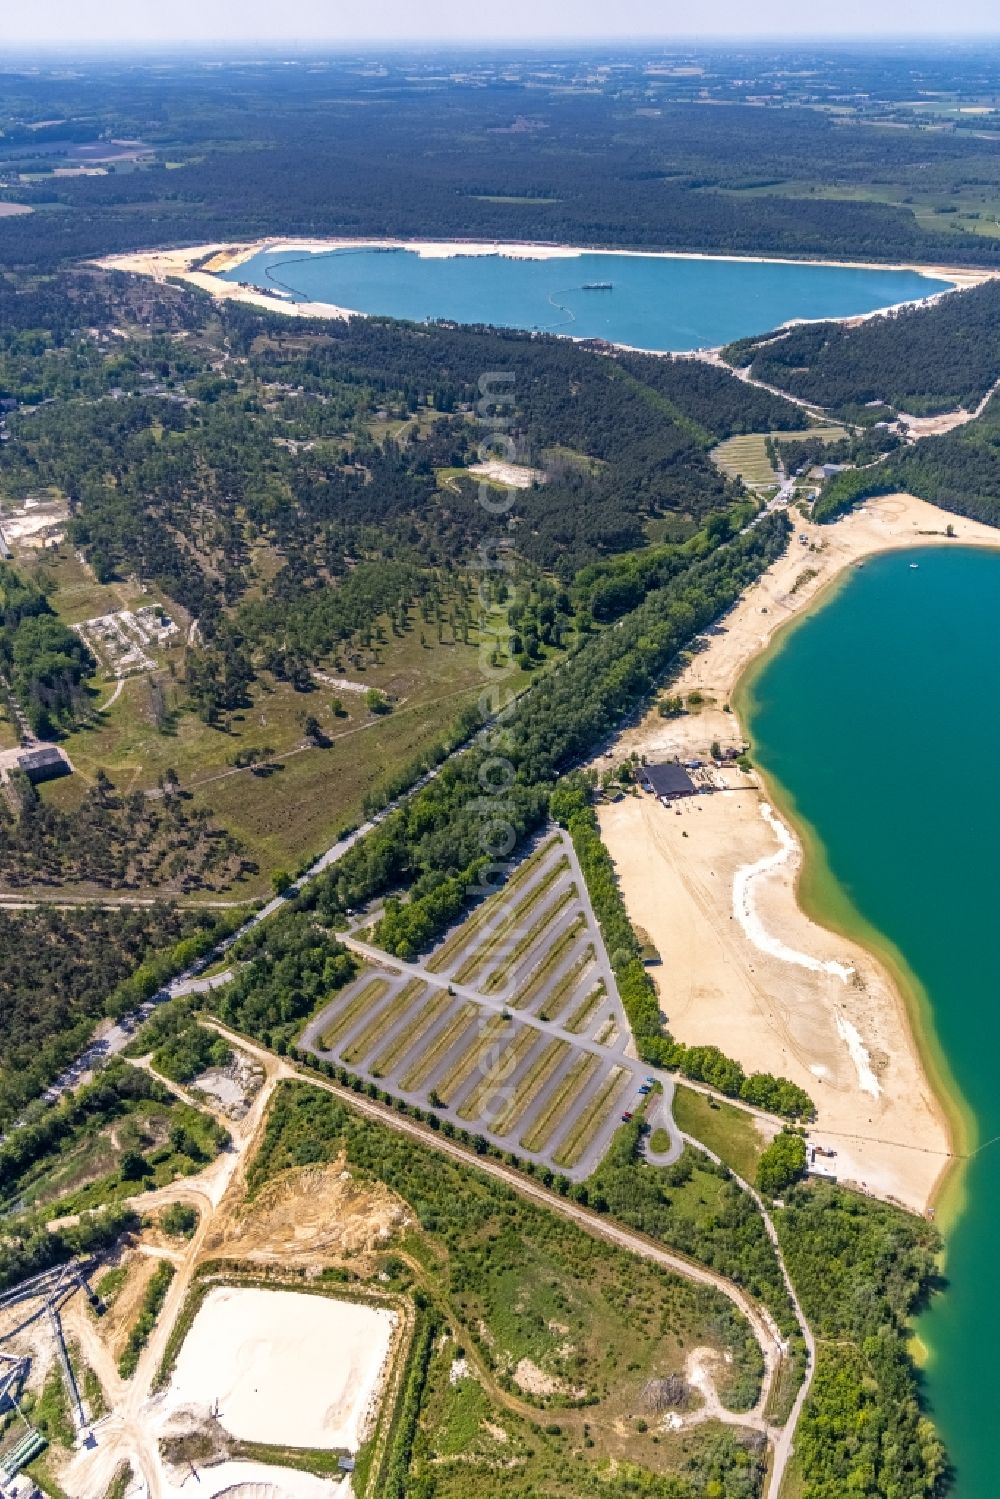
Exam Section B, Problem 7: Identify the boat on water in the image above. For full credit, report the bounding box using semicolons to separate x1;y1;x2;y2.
582;281;614;290
910;563;920;570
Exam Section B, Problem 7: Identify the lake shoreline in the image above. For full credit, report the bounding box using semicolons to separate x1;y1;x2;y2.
732;562;976;1226
97;237;993;349
599;493;999;1216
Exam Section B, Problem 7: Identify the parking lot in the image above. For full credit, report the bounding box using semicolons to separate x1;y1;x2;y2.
300;829;679;1178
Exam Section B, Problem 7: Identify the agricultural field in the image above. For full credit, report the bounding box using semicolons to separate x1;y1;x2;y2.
300;831;663;1178
710;426;848;488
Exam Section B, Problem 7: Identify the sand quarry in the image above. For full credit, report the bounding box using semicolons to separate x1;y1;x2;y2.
163;1285;398;1452
600;493;1000;1214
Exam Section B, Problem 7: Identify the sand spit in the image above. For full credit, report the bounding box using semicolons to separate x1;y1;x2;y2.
97;237;992;334
599;493;1000;1214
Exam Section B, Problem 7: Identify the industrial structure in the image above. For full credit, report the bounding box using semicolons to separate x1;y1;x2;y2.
0;1262;97;1494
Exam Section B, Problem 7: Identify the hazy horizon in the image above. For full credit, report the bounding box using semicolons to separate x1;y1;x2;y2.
3;0;999;47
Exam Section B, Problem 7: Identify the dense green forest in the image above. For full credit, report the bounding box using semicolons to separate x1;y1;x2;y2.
723;278;1000;417
776;1183;945;1498
3;55;1000;272
0;271;799;651
0;563;93;735
0;904;230;1128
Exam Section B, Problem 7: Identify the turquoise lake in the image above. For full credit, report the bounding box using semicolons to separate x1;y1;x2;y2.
221;246;951;351
744;545;1000;1498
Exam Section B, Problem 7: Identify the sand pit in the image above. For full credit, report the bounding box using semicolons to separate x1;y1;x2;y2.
165;1286;397;1451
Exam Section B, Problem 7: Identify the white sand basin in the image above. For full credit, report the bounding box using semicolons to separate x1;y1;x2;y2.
165;1286;397;1451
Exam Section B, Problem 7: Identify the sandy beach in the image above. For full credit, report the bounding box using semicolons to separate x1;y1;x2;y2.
599;494;1000;1214
97;237;993;333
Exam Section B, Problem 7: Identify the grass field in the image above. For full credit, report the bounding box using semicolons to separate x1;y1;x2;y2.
369;989;448;1078
673;1084;770;1183
434;1013;512;1105
481;885;576;994
426;836;560;975
0;696;18;751
529;935;592;1019
490;1038;569;1136
565;981;606;1033
343;980;425;1066
17;546;540;897
456;1025;538;1123
400;1003;478;1092
251;1080;766;1494
452;857;568;985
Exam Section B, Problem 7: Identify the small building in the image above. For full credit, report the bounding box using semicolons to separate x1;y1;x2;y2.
17;747;72;785
642;762;697;803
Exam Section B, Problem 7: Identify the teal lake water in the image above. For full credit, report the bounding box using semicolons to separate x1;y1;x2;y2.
744;545;1000;1498
221;246;951;351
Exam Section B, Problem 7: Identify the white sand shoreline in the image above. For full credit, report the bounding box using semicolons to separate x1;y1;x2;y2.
600;494;1000;1213
97;237;994;346
734;802;854;984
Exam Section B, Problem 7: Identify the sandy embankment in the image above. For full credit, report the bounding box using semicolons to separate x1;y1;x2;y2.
97;238;993;330
599;494;1000;1214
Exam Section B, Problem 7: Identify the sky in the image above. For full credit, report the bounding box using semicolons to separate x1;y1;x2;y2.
3;0;999;45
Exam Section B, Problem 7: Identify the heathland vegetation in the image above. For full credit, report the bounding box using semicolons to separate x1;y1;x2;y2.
0;263;810;894
247;1080;769;1496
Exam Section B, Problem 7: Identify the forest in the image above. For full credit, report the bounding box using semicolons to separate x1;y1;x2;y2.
777;1182;945;1497
0;268;804;734
3;57;1000;273
302;517;791;955
813;390;1000;525
0;563;94;736
0;56;980;1494
0;769;252;892
0;903;228;1129
723;278;1000;418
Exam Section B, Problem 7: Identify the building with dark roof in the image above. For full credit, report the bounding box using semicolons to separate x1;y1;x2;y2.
17;747;71;785
642;761;697;802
